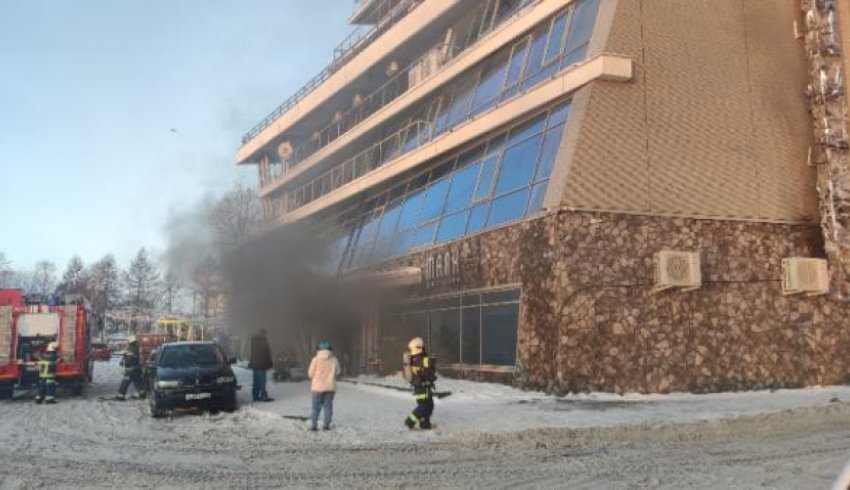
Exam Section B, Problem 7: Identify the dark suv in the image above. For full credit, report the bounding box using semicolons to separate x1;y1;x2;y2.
146;341;238;417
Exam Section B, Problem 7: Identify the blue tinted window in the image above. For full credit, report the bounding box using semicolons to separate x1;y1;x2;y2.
419;178;451;224
456;143;486;170
444;73;479;129
494;135;542;195
467;203;489;233
544;10;569;64
436;210;470;243
548;102;572;126
504;37;530;89
379;201;403;237
411;222;438;249
444;163;480;214
471;52;509;114
523;25;549;80
398;191;425;230
474;155;499;202
392;229;415;256
535;126;564;182
487;189;529;227
564;0;599;55
506;115;546;146
527;182;549;215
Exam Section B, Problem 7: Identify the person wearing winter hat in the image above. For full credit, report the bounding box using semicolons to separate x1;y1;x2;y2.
307;340;341;431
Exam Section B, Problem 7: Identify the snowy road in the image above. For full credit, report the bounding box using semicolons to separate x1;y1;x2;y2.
1;360;850;488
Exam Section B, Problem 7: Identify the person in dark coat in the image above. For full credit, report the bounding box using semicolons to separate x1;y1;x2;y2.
249;329;273;402
118;336;147;400
36;342;59;404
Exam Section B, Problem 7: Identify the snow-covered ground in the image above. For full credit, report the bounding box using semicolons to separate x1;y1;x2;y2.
1;358;850;488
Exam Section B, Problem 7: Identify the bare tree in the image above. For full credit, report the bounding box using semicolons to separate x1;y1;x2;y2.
88;254;121;314
56;256;88;297
209;182;262;249
0;253;12;288
27;261;57;296
162;269;183;314
123;248;161;310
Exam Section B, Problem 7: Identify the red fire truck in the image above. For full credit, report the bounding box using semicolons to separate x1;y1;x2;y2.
0;292;95;399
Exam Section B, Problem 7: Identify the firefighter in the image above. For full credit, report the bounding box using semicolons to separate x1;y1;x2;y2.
35;342;59;404
403;337;436;430
117;336;146;400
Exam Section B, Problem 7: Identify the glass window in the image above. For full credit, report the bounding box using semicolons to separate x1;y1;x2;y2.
564;0;599;56
471;52;509;114
456;143;486;171
444;163;480;214
467;202;489;234
503;37;530;91
461;307;481;364
391;229;415;256
462;293;480;307
507;114;546;146
397;191;425;231
419;178;451;224
431;309;461;365
522;24;549;84
482;289;521;303
494;135;542;195
473;155;498;202
436;210;470;243
487;188;530;227
527;181;548;215
535;126;564;182
379;201;403;237
548;102;572;126
482;304;519;366
544;10;569;64
443;72;479;130
411;222;438;249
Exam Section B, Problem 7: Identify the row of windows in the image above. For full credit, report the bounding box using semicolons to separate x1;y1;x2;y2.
283;0;600;213
386;289;521;367
272;0;535;177
327;100;570;272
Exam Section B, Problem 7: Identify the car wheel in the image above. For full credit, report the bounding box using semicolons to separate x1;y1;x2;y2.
223;391;238;412
150;396;166;418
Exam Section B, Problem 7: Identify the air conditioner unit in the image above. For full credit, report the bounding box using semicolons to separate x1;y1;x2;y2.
782;257;829;296
653;251;701;293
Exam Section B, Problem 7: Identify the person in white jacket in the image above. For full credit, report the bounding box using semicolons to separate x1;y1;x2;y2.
307;340;341;431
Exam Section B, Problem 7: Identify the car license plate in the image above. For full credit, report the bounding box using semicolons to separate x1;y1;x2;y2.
186;393;211;401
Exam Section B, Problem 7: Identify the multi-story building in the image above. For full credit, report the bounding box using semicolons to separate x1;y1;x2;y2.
237;0;850;394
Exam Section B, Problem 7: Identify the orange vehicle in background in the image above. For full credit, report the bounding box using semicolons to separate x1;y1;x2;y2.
0;292;96;399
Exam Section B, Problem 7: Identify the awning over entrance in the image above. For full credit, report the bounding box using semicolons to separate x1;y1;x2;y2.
341;266;422;288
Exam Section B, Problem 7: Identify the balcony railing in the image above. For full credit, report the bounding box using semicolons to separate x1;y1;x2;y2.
270;0;539;177
240;0;422;147
286;120;433;212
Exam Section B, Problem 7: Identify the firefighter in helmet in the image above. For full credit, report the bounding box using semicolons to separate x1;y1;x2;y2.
36;342;59;404
403;337;436;430
117;336;146;400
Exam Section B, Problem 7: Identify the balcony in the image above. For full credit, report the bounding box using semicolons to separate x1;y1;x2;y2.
239;0;423;147
266;0;539;180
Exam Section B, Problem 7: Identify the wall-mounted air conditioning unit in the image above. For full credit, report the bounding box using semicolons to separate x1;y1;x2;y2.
781;257;829;296
653;251;701;293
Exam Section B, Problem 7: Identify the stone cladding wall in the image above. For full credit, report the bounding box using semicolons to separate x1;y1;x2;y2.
377;209;849;394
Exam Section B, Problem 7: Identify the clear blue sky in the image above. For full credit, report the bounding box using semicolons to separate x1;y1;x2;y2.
0;0;351;271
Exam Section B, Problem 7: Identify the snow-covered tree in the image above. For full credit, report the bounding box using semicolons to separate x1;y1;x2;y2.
123;248;160;309
56;256;88;297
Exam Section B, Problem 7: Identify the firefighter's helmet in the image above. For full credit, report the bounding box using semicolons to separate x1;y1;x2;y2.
408;337;424;355
46;342;58;352
128;335;138;344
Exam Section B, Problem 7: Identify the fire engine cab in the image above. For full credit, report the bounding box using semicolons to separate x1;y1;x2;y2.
0;291;95;399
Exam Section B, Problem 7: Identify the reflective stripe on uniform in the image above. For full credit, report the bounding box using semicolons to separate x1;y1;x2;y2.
408;413;420;423
414;393;430;401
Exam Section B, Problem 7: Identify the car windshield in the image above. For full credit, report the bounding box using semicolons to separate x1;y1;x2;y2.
159;344;222;368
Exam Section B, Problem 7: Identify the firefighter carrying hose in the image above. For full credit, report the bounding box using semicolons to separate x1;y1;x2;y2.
403;337;436;430
117;336;146;400
36;342;59;404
